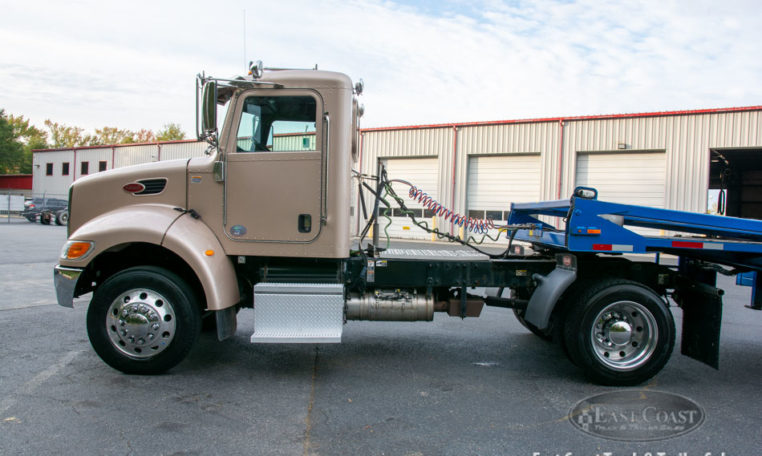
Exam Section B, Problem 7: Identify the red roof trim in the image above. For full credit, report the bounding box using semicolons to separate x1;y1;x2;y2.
32;139;201;153
361;105;762;133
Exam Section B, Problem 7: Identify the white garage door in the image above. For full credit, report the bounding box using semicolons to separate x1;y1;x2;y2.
382;158;439;240
575;152;666;208
466;155;541;243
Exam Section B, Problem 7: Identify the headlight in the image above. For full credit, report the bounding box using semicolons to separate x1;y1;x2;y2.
61;241;95;260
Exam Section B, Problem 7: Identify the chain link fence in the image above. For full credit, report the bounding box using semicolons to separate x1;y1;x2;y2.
1;191;68;225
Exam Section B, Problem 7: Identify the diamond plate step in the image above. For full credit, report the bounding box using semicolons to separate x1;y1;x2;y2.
251;283;344;343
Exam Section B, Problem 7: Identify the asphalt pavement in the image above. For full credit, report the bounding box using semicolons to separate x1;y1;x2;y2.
1;219;761;455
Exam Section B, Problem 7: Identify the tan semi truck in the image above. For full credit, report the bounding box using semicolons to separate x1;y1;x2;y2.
54;62;754;385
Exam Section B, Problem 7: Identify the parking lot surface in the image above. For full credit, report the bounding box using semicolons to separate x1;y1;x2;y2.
1;219;761;455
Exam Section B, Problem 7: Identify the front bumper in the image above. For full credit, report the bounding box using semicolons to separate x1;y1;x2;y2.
54;265;83;308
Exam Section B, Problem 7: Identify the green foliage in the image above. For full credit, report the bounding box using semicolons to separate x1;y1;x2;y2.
6;113;49;173
0;110;25;174
0;111;186;174
156;123;186;141
44;120;95;148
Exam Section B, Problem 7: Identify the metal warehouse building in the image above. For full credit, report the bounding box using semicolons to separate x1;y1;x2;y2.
32;106;762;242
358;106;762;240
32;140;209;199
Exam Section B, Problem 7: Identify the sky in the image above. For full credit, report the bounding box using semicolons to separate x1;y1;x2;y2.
1;0;761;138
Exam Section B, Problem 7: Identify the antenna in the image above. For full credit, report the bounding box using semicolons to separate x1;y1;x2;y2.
243;9;247;71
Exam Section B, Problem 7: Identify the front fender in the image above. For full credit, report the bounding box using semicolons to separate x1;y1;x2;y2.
162;214;240;311
62;204;182;265
61;204;240;311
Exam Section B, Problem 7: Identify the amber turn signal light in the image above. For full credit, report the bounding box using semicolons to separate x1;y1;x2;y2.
61;241;94;260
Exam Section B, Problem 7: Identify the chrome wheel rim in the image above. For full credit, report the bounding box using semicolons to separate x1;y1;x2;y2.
106;288;176;359
590;300;658;371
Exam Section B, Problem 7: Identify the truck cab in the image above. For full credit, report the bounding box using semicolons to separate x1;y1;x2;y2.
54;64;364;374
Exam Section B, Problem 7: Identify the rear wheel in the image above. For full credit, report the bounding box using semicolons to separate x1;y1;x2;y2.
86;266;201;374
563;279;674;386
55;210;69;226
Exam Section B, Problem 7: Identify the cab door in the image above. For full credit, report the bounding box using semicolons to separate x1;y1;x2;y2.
224;89;325;243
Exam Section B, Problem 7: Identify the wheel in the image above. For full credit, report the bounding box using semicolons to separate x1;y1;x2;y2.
563;279;675;386
513;308;552;341
55;210;69;226
40;212;51;225
86;266;201;374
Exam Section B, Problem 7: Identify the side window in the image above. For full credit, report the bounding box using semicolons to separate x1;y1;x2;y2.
236;96;317;152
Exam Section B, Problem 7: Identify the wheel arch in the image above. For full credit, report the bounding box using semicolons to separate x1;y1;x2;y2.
76;242;207;311
67;205;240;312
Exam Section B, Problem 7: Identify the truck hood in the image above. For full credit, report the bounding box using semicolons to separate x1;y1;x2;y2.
68;159;189;235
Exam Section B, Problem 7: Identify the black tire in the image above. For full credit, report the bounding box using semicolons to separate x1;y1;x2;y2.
55;210;69;226
40;212;51;225
563;279;675;386
86;266;201;374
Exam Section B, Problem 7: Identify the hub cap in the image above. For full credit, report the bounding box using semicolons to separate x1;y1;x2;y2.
591;300;657;371
106;289;176;359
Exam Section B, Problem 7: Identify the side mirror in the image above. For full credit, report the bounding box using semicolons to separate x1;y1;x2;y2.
201;81;218;135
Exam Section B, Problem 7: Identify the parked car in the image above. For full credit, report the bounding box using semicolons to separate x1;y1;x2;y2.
22;197;68;225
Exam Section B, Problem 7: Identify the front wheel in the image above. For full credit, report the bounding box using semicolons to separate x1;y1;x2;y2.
563;279;675;386
86;266;201;374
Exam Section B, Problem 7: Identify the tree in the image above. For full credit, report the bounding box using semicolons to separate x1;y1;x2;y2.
0;110;25;174
93;126;136;145
132;129;156;143
44;120;96;148
7;113;48;173
156;123;186;141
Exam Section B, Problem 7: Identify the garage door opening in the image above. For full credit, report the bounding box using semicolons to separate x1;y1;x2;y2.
710;149;762;220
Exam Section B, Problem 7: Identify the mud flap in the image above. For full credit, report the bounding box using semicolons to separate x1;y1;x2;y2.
524;265;576;330
215;306;238;341
679;283;723;369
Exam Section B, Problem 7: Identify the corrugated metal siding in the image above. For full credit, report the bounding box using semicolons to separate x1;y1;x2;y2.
273;134;316;151
360;128;455;228
76;148;113;176
363;109;762;224
160;141;208;161
458;122;559;203
711;111;762;147
115;144;157;168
